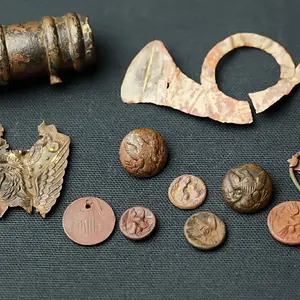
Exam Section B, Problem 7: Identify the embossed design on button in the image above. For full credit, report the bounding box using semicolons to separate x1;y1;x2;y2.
184;211;226;250
119;206;156;240
268;201;300;245
119;128;168;177
168;174;207;209
222;164;272;213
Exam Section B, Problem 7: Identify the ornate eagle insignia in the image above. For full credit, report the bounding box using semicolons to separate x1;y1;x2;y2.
0;122;70;218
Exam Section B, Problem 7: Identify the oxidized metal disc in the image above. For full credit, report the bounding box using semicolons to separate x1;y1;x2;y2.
62;197;116;246
168;174;207;209
268;201;300;245
119;128;168;177
119;206;156;240
184;212;226;250
221;164;272;213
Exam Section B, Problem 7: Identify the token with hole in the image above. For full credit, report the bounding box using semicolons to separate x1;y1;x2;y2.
62;197;116;246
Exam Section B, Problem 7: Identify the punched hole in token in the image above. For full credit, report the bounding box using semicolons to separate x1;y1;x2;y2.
85;202;92;209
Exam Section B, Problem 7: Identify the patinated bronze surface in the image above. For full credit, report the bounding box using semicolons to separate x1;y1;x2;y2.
268;201;300;245
119;206;156;240
121;33;300;124
168;174;207;209
0;122;70;217
287;153;300;192
222;164;272;213
0;12;96;85
63;197;116;246
119;128;168;177
184;212;226;250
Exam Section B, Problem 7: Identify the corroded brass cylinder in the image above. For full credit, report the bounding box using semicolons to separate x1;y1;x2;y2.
0;12;96;85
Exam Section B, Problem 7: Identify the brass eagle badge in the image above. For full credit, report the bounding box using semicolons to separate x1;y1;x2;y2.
0;122;70;217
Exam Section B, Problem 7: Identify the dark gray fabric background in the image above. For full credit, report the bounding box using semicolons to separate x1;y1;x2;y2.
0;0;299;299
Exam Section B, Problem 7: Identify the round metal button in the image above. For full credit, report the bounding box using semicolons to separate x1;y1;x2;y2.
119;128;168;177
221;164;272;213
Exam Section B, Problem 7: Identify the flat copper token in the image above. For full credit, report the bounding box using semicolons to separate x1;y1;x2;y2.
184;212;226;250
119;206;156;240
62;197;116;246
268;201;300;245
168;175;207;209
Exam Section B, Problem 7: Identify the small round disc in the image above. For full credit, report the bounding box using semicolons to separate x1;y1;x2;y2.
268;201;300;245
119;128;168;178
168;174;207;209
62;197;116;246
221;163;272;213
184;212;226;250
119;206;156;240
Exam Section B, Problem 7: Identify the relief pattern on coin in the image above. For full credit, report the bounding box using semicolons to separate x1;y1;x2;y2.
222;164;272;213
119;128;168;177
119;206;156;240
168;175;207;209
184;212;226;250
268;201;300;245
63;197;116;246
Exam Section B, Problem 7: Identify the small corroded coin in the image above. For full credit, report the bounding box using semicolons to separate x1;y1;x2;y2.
221;163;272;213
184;212;226;250
168;175;207;209
119;128;168;177
268;201;300;245
62;197;116;246
119;206;156;240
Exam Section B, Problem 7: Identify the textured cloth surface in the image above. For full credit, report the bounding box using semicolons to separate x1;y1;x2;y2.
0;0;300;299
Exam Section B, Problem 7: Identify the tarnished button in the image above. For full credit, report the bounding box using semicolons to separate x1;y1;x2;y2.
184;212;226;250
221;164;272;213
119;206;156;240
119;128;168;177
168;174;207;209
268;201;300;245
62;197;116;246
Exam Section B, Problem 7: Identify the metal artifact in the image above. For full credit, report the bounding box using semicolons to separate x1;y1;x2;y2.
288;153;300;191
268;201;300;245
0;12;96;85
119;206;156;240
221;164;272;213
121;33;300;124
168;174;207;209
0;122;70;217
63;197;116;246
119;128;168;177
184;211;226;250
